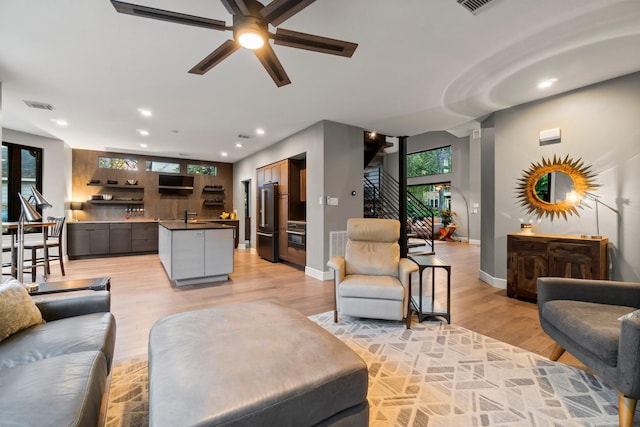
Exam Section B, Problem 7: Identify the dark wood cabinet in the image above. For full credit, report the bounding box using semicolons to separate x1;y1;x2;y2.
109;223;132;253
68;223;110;258
68;221;159;259
507;233;608;300
131;222;159;252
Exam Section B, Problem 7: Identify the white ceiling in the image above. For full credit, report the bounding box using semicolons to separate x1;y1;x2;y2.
1;0;639;162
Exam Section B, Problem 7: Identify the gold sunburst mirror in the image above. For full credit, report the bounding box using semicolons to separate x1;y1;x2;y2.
516;155;598;220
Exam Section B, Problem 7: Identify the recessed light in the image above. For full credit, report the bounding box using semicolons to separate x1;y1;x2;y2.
537;78;558;89
256;128;265;135
140;143;148;148
235;143;243;148
138;108;152;117
221;152;228;157
51;119;68;127
137;129;149;136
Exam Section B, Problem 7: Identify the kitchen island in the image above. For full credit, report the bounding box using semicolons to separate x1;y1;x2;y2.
158;221;234;286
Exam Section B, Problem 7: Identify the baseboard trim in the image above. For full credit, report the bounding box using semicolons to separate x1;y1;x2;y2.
468;239;481;245
479;269;507;289
305;266;333;281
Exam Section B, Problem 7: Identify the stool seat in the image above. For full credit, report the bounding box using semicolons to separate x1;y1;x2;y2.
148;300;369;427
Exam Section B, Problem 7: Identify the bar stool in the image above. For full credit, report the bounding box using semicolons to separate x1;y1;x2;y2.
23;216;66;282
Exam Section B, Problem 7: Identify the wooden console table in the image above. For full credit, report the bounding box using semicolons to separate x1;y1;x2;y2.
507;233;608;300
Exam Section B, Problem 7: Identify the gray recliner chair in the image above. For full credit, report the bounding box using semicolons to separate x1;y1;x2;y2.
327;218;418;328
538;277;640;427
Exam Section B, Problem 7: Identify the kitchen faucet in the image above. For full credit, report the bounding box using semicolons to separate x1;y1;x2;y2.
184;209;198;223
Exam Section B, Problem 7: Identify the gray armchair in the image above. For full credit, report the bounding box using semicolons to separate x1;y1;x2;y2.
327;218;418;327
538;277;640;427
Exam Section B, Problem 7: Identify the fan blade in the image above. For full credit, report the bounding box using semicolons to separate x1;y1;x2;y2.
188;40;240;75
273;28;358;57
111;1;227;31
219;0;252;16
260;0;316;26
253;43;291;87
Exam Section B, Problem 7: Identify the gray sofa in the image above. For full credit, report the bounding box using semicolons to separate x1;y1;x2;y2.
0;290;116;426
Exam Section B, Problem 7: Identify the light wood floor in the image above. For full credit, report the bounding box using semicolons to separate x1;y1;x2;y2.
42;240;570;364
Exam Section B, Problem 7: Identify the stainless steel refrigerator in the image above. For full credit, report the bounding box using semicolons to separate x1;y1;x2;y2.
257;183;278;262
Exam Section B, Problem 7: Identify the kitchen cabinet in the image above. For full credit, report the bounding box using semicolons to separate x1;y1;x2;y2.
507;233;608;300
158;222;234;286
109;223;132;253
68;223;110;258
300;168;307;202
68;221;159;259
257;161;282;188
132;222;159;252
278;195;288;260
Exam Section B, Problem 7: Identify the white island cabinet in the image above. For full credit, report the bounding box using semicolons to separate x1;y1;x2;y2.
158;221;234;286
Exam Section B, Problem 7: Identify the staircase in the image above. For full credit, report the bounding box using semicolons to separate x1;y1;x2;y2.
364;167;437;255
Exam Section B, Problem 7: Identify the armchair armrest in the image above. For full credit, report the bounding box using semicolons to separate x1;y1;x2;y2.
327;256;345;284
398;258;419;289
34;291;111;322
537;278;640;309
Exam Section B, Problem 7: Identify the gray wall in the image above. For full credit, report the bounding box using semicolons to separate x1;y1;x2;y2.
484;71;640;283
233;120;363;278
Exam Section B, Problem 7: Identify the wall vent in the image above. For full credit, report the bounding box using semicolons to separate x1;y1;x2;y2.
237;134;250;139
24;100;54;110
472;129;482;139
329;230;348;258
457;0;495;15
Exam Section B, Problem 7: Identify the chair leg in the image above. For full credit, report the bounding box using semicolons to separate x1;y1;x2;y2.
549;343;565;361
619;393;637;427
58;245;65;276
31;247;37;282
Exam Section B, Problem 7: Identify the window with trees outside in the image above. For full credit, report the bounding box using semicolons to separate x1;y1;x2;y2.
408;183;451;213
407;146;451;178
2;142;44;223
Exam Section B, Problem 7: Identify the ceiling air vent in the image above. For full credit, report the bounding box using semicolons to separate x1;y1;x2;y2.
24;100;55;110
457;0;495;15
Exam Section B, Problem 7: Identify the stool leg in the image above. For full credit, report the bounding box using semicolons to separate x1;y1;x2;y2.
31;247;37;282
58;245;65;276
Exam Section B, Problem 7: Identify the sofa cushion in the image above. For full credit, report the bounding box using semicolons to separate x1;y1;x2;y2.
0;351;107;427
0;278;44;342
0;312;116;373
339;274;405;301
542;300;632;366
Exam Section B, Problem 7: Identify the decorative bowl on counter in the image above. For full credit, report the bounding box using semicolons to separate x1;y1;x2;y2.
220;212;230;219
102;194;113;200
126;179;138;185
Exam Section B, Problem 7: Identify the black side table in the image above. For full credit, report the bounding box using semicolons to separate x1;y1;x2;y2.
29;277;111;296
408;255;451;323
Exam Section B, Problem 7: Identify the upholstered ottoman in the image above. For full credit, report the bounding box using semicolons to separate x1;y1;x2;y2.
148;300;368;427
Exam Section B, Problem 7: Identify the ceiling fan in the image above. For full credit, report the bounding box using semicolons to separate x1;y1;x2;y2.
110;0;358;87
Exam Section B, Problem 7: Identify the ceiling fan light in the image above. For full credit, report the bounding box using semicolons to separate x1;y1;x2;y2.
238;31;264;49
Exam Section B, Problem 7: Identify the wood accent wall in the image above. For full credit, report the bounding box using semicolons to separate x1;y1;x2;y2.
71;149;233;221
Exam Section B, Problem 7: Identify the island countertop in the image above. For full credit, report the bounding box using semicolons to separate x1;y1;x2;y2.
159;221;233;231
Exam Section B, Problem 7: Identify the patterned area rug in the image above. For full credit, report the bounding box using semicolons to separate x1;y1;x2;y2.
106;312;632;426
